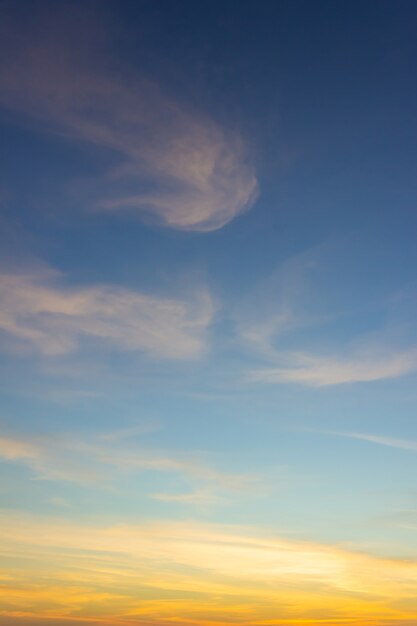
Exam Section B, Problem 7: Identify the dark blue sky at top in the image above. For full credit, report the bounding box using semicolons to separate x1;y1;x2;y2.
2;1;416;291
0;0;414;355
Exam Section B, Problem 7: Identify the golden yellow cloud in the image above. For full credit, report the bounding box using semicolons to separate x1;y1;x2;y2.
1;513;417;625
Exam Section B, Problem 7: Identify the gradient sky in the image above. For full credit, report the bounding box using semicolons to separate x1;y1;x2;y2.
1;1;417;625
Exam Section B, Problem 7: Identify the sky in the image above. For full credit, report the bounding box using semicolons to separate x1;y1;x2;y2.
0;1;417;624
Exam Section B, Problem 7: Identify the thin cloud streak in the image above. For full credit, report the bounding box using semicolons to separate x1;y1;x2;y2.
250;349;417;387
237;249;417;388
326;430;417;452
0;9;258;231
0;431;257;493
151;489;223;506
0;268;214;359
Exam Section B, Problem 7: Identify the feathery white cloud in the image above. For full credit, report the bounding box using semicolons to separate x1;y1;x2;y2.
251;349;417;387
0;11;258;232
0;431;255;493
326;430;417;452
151;489;223;506
0;268;214;359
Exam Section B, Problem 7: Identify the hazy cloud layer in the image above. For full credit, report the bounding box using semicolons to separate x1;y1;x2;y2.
2;514;417;625
0;268;214;359
0;9;258;231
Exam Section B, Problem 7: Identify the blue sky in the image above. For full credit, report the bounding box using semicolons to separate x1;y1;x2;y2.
1;1;417;624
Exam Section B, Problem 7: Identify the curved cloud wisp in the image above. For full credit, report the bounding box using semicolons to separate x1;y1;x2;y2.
0;12;258;231
251;350;417;387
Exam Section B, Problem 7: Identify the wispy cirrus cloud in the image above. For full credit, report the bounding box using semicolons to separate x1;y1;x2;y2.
235;246;417;388
0;430;256;494
235;253;320;360
0;7;257;232
251;348;417;387
0;267;214;359
324;430;417;452
239;253;417;387
151;488;224;506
